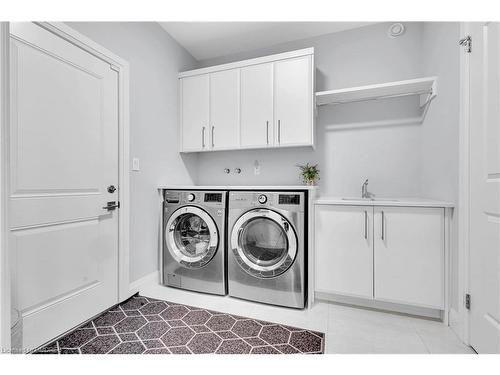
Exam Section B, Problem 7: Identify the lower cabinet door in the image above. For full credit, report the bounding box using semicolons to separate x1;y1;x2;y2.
315;205;373;298
373;207;444;309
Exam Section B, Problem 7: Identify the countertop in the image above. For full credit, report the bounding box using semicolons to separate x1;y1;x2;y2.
314;197;454;208
158;185;318;191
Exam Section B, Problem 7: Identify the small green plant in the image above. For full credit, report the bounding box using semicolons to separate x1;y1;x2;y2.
297;163;320;186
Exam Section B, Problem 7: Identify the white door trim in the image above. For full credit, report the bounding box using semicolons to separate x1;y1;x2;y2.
0;21;131;349
457;21;471;345
0;21;11;351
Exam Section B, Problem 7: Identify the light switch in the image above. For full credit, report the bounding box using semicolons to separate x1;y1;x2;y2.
254;160;261;175
132;158;140;171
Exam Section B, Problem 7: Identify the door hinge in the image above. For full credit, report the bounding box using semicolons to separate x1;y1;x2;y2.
465;293;471;310
459;35;472;53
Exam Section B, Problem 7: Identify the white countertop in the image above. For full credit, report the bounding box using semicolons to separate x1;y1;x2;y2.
158;185;317;191
314;197;454;208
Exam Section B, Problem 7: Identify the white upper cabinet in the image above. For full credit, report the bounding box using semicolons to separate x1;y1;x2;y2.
240;63;274;148
179;48;314;153
180;75;209;152
274;55;313;146
209;69;240;150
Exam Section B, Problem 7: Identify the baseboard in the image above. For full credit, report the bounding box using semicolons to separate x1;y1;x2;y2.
315;292;442;320
448;307;466;343
128;271;160;296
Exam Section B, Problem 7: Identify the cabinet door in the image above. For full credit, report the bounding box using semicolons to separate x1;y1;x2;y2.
180;75;209;151
315;205;373;298
274;55;313;147
240;63;274;148
373;207;444;309
209;69;239;150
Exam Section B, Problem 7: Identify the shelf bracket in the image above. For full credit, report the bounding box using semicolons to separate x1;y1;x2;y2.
418;80;437;123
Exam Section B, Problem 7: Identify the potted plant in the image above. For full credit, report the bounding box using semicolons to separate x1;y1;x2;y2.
297;163;320;186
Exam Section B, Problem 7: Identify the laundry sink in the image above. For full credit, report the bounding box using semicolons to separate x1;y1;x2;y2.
341;197;400;202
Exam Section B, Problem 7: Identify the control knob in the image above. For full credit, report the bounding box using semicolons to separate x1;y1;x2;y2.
258;194;267;204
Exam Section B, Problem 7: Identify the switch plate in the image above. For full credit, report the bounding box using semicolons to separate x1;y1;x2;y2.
254;160;261;175
132;158;140;171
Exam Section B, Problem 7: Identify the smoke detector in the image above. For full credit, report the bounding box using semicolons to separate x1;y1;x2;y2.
388;23;405;38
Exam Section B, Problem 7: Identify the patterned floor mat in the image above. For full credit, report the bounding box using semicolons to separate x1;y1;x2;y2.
33;294;324;354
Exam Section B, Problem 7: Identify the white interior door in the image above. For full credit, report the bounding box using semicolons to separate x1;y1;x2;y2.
469;22;500;354
209;69;239;150
9;22;119;351
240;63;273;148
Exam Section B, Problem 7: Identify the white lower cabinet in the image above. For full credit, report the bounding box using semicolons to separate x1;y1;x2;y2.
373;207;444;309
315;204;445;311
315;205;373;298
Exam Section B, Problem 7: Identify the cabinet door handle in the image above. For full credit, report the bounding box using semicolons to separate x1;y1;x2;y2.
364;210;368;239
202;126;205;148
278;120;281;144
381;211;385;240
266;121;269;145
211;126;215;148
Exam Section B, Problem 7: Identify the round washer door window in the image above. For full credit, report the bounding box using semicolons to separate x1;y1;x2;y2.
165;206;218;268
231;209;297;278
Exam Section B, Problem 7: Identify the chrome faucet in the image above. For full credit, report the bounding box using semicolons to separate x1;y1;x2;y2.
361;179;374;199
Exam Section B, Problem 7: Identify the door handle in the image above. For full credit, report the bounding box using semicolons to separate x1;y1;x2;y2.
211;126;215;148
266;121;269;145
103;201;120;211
381;211;385;240
278;120;281;144
202;127;206;148
364;210;368;239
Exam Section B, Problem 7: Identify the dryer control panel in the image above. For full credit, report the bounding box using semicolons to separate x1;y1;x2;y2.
229;191;305;212
164;190;226;207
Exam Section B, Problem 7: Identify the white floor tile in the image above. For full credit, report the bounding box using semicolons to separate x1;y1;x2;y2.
140;283;474;354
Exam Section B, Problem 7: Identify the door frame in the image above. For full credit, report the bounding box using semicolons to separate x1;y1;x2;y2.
456;21;472;345
0;22;131;350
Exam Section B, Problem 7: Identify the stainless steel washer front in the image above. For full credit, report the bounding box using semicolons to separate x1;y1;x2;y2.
162;190;227;296
231;208;297;278
165;206;218;269
228;191;306;309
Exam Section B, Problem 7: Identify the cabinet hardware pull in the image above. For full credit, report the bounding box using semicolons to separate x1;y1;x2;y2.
211;126;215;148
202;127;205;148
364;210;368;239
278;120;281;143
381;211;385;240
266;121;269;145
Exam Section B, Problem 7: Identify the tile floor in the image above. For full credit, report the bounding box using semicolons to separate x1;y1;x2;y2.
34;295;324;354
140;282;474;354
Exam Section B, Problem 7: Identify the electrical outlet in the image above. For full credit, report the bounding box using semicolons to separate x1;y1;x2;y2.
132;158;140;171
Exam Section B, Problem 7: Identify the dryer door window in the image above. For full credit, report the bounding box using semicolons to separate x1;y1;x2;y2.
231;209;297;278
165;206;219;268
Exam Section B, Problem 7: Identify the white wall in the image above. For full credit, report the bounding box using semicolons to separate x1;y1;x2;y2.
195;23;427;198
420;23;460;311
67;22;198;283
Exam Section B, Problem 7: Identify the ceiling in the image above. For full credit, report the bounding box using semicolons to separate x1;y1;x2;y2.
159;22;375;61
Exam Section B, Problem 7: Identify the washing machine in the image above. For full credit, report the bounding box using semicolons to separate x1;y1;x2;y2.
162;190;227;295
227;191;306;308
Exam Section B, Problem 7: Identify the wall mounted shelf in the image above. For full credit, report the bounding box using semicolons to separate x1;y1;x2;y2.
315;76;437;123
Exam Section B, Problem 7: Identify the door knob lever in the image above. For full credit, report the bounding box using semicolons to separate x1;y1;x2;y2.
103;201;120;211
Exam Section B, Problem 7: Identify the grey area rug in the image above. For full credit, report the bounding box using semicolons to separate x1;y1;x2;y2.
33;295;325;354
